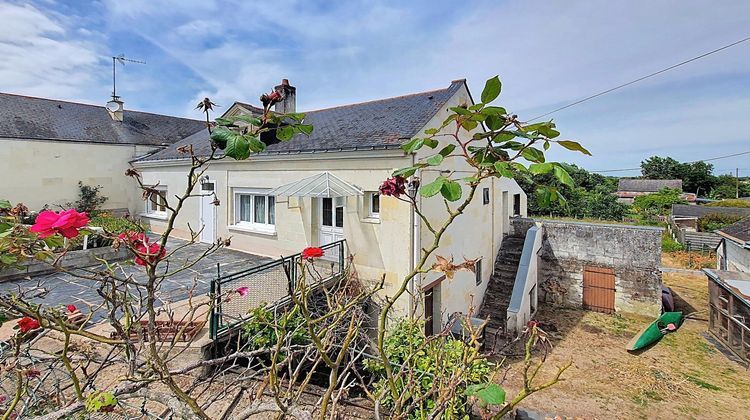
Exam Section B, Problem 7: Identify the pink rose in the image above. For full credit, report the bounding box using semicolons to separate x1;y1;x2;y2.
30;209;89;239
134;241;166;266
236;287;249;297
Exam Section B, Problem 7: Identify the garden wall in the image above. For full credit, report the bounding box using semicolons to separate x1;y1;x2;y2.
0;246;129;282
529;219;663;317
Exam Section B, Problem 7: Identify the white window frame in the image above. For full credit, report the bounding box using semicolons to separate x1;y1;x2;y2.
144;186;168;219
367;192;380;219
230;188;276;235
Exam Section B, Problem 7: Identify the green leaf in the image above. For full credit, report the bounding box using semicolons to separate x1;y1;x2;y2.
0;200;10;210
440;179;462;201
482;106;507;115
528;163;554;174
492;132;516;143
461;119;479;131
425;154;444;166
481;75;502;103
245;135;266;153
438;144;456;157
392;164;426;178
485;115;504;131
468;103;484;111
553;165;574;187
543;140;550;150
465;383;506;407
296;124;313;136
423;138;439;149
557;140;592;156
521;147;545;163
210;127;234;149
424;128;439;135
420;177;445;198
493;162;514;178
276;125;296;141
286;112;306;122
450;106;472;116
402;138;425;153
225;136;251;160
214;117;235;126
537;125;560;139
230;115;263;126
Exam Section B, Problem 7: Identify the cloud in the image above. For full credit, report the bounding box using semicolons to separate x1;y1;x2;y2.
0;3;107;101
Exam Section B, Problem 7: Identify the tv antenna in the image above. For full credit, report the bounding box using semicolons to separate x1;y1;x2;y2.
111;54;145;100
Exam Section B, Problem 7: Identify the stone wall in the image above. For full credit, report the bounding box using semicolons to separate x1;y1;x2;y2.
528;219;663;317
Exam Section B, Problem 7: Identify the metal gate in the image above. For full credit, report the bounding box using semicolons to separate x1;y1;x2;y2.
582;266;615;314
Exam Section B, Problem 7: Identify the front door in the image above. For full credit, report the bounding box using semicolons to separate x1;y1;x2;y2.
200;182;216;244
320;197;344;246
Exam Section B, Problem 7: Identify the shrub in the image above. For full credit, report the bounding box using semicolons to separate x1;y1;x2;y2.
364;319;491;418
241;304;310;354
662;231;683;252
697;213;743;232
70;182;108;214
632;187;686;217
704;199;750;208
89;214;142;234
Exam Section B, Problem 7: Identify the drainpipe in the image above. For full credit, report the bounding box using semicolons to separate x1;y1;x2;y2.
409;154;420;318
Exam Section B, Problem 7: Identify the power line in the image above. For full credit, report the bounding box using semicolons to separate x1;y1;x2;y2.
591;150;750;173
527;35;750;122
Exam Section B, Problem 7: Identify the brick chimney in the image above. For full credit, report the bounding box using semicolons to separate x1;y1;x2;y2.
274;79;296;114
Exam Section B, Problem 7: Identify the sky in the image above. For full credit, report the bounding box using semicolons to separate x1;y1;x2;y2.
1;0;749;176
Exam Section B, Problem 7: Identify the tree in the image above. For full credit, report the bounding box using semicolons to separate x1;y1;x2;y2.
632;187;686;218
640;156;715;194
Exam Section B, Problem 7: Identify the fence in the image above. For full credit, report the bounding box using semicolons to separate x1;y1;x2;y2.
209;240;346;339
666;217;721;250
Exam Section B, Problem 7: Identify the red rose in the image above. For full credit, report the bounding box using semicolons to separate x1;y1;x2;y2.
379;176;407;198
118;231;146;245
30;209;89;239
66;304;77;313
17;317;40;333
134;241;166;266
302;247;325;259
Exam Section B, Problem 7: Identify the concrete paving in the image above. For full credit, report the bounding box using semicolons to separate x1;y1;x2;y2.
0;238;271;321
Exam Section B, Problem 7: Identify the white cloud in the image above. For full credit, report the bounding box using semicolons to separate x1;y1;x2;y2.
0;2;107;101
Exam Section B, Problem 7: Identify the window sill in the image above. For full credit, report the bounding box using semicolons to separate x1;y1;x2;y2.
228;224;277;237
139;213;168;221
361;216;381;224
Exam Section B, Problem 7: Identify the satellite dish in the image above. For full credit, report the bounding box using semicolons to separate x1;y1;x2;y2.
106;100;122;112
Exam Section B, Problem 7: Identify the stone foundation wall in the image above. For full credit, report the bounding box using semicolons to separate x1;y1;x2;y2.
533;219;663;317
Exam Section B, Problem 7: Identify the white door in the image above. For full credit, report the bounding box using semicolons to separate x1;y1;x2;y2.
200;182;216;244
319;197;344;246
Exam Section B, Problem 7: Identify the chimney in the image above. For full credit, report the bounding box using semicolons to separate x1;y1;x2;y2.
106;97;124;122
274;79;296;114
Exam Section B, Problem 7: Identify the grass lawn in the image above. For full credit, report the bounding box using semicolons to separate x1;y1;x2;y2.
498;271;749;419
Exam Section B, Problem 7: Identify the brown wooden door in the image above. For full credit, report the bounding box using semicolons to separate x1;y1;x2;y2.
583;267;615;314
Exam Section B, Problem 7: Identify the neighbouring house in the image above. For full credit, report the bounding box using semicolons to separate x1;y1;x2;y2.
0;93;205;214
615;178;696;204
669;204;750;249
716;216;750;273
132;79;527;328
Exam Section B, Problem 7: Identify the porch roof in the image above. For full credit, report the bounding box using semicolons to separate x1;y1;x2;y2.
267;172;364;198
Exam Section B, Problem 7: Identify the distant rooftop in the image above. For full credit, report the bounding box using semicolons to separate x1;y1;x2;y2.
617;178;682;193
0;93;206;146
137;80;466;162
672;204;750;220
717;216;750;244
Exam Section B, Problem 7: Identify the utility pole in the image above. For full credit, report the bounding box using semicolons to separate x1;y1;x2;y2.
737;168;740;199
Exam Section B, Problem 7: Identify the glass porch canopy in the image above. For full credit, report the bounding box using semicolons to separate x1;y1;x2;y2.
267;172;364;198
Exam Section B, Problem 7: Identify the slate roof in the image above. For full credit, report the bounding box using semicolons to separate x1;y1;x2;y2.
617;178;683;193
672;203;750;219
0;93;206;146
717;216;750;244
137;80;465;162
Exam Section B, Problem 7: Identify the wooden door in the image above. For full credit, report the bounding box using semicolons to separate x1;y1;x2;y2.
582;266;615;314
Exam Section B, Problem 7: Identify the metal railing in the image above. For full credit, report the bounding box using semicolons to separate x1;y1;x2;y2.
209;240;346;339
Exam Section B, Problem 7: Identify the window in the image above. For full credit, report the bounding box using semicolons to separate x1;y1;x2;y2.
475;259;483;285
233;189;275;233
513;193;521;216
145;187;167;216
367;192;380;219
483;188;490;205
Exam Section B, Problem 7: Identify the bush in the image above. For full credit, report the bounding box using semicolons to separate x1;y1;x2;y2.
364;319;491;418
662;231;683;252
89;214;142;234
704;199;750;208
70;181;108;214
697;213;743;232
241;304;310;354
632;187;686;217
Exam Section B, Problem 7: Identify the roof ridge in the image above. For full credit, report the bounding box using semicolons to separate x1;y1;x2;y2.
0;91;202;122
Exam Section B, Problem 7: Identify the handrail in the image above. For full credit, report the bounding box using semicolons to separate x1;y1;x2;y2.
506;225;542;336
209;240;347;339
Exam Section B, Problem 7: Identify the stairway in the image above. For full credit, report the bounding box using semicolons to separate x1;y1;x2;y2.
479;234;525;337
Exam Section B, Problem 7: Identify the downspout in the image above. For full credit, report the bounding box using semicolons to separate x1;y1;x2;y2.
409;153;420;318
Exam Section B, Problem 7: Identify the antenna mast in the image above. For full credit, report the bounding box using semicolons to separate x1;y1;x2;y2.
111;54;146;100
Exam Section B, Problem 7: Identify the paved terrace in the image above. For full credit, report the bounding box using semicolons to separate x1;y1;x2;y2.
0;238;271;321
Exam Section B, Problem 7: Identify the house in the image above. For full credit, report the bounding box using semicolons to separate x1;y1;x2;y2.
132;79;527;326
704;269;750;365
716;216;750;272
615;178;695;204
0;93;205;213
